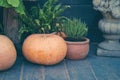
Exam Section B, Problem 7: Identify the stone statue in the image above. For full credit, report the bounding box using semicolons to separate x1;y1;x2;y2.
93;0;120;57
93;0;120;19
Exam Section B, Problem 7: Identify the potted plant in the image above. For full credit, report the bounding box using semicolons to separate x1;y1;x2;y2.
18;0;70;40
62;18;89;60
0;23;17;71
18;0;70;65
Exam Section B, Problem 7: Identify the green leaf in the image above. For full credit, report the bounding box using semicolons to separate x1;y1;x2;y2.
55;5;70;17
0;0;25;15
0;0;11;8
53;4;61;12
7;0;20;7
15;0;25;15
18;25;31;40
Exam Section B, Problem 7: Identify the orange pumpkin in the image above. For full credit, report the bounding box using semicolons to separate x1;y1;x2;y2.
0;35;17;71
22;34;67;65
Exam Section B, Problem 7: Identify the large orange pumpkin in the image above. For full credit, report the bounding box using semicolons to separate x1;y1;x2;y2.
0;35;17;71
22;34;67;65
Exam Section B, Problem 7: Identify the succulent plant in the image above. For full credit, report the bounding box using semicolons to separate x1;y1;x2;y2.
62;18;88;41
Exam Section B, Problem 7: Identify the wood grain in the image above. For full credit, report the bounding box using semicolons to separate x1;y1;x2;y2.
0;44;120;80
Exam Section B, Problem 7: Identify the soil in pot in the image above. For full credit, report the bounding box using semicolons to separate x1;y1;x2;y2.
64;37;86;42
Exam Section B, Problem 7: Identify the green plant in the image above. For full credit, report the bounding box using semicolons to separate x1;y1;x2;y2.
0;0;25;15
63;18;88;41
18;0;70;40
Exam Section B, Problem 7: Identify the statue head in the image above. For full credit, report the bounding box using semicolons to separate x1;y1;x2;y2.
93;0;120;19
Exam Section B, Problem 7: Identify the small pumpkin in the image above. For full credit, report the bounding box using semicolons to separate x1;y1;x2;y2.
22;34;67;65
0;35;17;71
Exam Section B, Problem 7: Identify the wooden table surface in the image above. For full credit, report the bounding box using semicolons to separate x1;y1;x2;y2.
0;44;120;80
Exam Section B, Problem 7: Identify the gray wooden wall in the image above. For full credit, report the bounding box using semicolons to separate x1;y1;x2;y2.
0;0;104;43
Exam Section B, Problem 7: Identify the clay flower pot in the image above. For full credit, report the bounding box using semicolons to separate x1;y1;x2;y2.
65;38;89;60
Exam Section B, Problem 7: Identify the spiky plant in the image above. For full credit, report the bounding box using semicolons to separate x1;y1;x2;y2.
63;18;88;41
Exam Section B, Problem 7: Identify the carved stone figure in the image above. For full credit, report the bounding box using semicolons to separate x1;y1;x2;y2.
93;0;120;19
93;0;120;57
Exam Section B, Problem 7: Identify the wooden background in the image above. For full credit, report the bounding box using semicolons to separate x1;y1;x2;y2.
0;0;104;43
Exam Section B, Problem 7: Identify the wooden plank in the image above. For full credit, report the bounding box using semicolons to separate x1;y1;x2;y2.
21;59;44;80
0;57;23;80
0;70;7;80
88;56;120;80
45;61;69;80
3;8;19;44
65;59;96;80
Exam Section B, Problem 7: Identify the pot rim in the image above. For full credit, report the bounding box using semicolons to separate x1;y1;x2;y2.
65;38;89;45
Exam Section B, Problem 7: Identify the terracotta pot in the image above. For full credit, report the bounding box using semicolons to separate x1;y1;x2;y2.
66;38;89;60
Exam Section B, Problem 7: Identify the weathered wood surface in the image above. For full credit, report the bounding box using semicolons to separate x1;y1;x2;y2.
0;44;120;80
3;8;19;44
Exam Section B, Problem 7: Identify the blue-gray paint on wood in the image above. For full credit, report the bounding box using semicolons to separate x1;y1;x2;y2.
0;44;120;80
87;56;120;80
65;59;96;80
21;58;44;80
0;57;23;80
45;61;68;80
